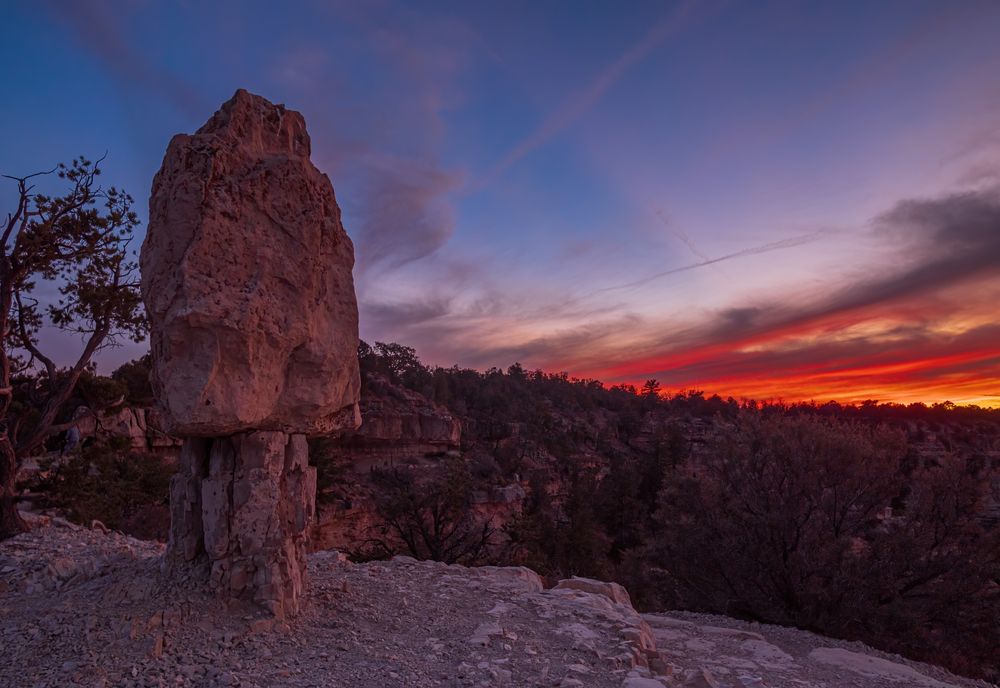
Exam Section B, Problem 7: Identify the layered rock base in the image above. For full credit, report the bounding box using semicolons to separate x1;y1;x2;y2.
168;432;316;618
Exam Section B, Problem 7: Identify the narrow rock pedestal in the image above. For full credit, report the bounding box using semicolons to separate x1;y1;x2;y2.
168;431;316;618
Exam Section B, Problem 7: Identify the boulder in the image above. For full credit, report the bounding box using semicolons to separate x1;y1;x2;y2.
554;576;634;607
101;407;148;451
141;88;360;437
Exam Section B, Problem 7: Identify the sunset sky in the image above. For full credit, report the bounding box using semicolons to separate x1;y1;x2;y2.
3;1;1000;406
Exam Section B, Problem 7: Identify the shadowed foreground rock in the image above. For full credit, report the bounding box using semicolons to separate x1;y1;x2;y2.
141;89;360;617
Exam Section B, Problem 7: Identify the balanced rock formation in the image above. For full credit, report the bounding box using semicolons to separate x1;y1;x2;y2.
141;89;361;617
141;88;360;437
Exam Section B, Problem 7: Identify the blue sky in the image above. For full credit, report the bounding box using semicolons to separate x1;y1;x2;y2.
3;0;1000;404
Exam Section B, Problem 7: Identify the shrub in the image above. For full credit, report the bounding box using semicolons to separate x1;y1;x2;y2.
38;438;173;538
366;456;496;564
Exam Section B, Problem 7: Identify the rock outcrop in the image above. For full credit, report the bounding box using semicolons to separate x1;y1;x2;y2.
91;406;182;453
66;404;181;455
141;88;360;437
141;89;361;618
338;374;461;467
3;523;991;688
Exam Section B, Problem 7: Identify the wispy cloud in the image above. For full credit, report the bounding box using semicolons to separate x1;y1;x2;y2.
352;154;463;275
472;0;709;188
655;209;713;264
288;4;487;280
42;0;209;117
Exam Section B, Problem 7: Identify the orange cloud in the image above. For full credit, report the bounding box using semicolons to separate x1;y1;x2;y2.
594;312;1000;407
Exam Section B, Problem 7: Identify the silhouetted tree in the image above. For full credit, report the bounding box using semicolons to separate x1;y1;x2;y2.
343;340;1000;679
641;379;661;397
36;436;172;535
1;157;145;539
111;353;153;404
647;412;1000;680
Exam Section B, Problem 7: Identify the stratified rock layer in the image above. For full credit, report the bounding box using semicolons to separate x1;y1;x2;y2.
169;432;316;617
141;88;360;437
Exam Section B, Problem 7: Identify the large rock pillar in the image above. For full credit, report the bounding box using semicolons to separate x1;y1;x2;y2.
141;89;361;616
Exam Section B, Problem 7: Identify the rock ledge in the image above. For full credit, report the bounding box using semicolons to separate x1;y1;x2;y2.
2;522;994;688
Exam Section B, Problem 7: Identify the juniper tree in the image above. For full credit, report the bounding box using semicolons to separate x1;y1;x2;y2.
1;157;145;539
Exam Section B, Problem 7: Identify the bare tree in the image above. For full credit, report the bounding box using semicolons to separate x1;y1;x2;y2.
1;157;145;539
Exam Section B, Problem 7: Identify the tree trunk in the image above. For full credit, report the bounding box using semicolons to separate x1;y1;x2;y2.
14;333;103;459
0;438;27;540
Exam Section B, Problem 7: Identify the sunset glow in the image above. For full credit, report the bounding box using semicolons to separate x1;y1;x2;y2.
3;1;999;407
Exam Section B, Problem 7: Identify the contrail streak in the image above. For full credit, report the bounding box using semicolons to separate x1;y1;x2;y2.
470;0;708;190
593;230;826;294
656;209;712;263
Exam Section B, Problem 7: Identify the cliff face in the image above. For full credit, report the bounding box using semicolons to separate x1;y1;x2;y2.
310;374;467;552
332;374;461;470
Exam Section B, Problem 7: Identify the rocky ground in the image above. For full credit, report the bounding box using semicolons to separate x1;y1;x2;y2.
640;612;998;688
1;518;995;688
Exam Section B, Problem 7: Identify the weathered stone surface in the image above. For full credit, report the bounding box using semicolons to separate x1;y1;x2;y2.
167;439;208;562
169;432;316;618
3;525;986;688
554;576;634;607
141;88;360;437
350;374;460;446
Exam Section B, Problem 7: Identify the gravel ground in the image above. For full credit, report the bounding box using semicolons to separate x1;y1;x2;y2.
0;518;645;688
1;518;994;688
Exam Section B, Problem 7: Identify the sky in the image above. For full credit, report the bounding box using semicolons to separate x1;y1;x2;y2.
2;0;1000;406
